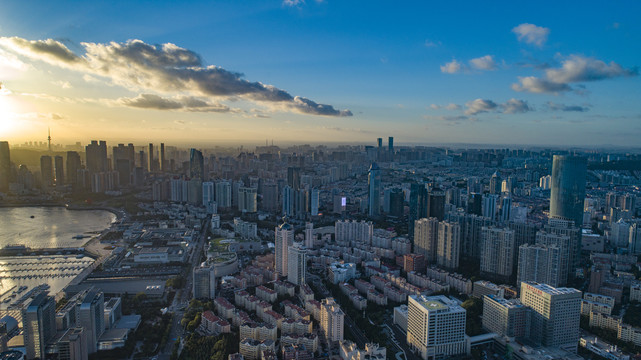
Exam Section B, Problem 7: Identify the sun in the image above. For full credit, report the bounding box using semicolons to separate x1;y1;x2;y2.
0;95;22;136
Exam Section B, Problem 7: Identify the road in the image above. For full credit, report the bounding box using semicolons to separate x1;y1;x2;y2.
157;219;209;360
385;319;422;360
309;274;370;349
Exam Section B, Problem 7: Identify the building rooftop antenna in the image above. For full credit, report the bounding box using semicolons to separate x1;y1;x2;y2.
47;127;52;153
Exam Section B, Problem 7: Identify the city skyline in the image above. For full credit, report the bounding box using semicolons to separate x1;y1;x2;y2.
1;1;640;146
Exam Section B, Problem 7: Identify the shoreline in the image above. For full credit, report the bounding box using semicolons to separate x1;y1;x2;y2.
0;203;124;221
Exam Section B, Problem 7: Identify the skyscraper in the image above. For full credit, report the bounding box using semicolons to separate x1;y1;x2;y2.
407;295;466;360
148;143;155;172
489;171;501;195
414;217;439;262
287;167;301;190
287;242;307;286
40;155;54;188
0;141;10;191
189;148;204;180
85;140;107;174
437;221;460;269
409;183;428;238
519;282;581;351
482;194;498;220
427;188;445;221
320;298;344;343
193;264;216;299
54;155;64;186
304;222;314;249
238;187;257;213
66;151;81;185
202;182;215;214
368;163;381;217
542;218;581;283
388;136;394;154
160;142;165;172
75;288;105;354
275;218;294;276
550;155;587;226
310;188;320;216
480;227;515;282
22;292;56;359
517;244;562;287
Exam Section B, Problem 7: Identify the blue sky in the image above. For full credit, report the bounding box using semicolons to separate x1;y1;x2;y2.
0;1;639;147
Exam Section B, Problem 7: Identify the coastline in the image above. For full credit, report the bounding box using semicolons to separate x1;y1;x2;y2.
0;202;124;221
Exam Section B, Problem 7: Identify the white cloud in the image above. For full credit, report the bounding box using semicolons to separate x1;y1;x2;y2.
52;80;72;89
424;39;440;48
512;23;550;47
469;55;496;70
464;99;498;115
512;55;637;94
502;98;531;113
429;104;441;110
545;55;637;83
440;59;463;74
546;102;590;112
445;103;461;110
283;0;304;6
511;76;572;93
0;37;352;117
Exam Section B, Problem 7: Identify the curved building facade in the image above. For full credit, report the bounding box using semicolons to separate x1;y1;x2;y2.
550;155;587;226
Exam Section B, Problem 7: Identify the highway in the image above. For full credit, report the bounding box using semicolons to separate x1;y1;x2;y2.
157;219;208;360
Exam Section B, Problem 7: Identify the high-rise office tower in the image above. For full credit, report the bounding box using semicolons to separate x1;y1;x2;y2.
238;187;257;213
115;159;131;187
85;140;107;173
437;221;460;269
54;155;64;186
320;298;344;343
287;242;307;286
310;188;320;216
499;196;512;222
482;194;498;220
160;143;165;172
22;292;56;359
482;295;530;339
480;227;515;282
56;327;88;360
520;282;581;351
189;148;204;180
75;288;105;354
66;151;81;185
304;222;314;249
368;163;381;217
630;223;641;255
489;171;501;195
517;244;562;287
388;136;394;154
414;217;439;262
287;166;301;190
202;182;215;214
148;143;155;172
215;180;232;208
467;193;483;216
282;185;295;217
377;137;383;149
550;155;587;226
409;183;428;239
40;155;54;188
445;212;496;260
261;182;279;212
542;218;581;283
388;188;404;217
0;141;10;191
407;295;467;360
112;144;135;171
193;264;216;299
138;150;146;173
427;188;445;221
275;219;294;276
